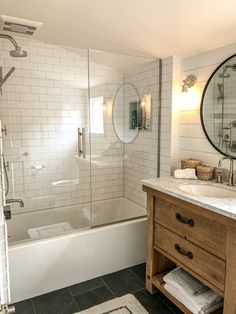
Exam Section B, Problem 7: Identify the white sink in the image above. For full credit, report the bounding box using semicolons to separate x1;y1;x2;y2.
178;183;236;198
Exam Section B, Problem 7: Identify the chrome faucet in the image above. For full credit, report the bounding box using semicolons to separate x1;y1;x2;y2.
6;199;24;207
216;156;234;186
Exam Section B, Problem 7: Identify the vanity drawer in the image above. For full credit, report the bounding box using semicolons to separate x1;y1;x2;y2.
154;224;225;291
155;197;226;257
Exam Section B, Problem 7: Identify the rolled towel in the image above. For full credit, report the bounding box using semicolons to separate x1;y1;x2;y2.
174;168;197;179
163;267;209;296
164;282;223;314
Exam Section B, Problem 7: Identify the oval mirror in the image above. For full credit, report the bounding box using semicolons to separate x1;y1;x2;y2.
201;54;236;159
112;82;140;143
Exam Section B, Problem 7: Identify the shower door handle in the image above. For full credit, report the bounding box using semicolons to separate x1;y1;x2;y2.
78;128;86;159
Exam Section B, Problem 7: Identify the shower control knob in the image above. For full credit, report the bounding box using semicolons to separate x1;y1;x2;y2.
3;205;11;220
1;125;7;136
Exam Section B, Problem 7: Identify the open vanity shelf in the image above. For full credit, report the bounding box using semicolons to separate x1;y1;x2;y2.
152;272;222;314
143;183;236;314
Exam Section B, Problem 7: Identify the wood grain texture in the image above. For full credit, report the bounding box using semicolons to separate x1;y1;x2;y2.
155;197;226;258
223;225;236;314
146;194;175;294
143;186;236;313
155;224;225;291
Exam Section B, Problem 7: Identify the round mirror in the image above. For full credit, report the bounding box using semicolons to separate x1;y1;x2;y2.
201;54;236;158
112;82;141;143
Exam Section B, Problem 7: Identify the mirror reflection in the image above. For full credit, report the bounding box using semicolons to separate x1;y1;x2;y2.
201;54;236;158
112;82;152;143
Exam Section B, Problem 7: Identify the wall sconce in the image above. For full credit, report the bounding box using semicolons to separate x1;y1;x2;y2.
182;75;197;92
181;74;200;111
139;93;152;130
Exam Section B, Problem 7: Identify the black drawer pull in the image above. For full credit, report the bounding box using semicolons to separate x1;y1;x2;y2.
175;213;195;227
175;243;193;259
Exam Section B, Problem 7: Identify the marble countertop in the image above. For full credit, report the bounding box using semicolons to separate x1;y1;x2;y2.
142;177;236;220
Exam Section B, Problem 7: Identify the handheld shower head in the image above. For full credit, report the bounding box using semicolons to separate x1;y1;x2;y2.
10;46;27;57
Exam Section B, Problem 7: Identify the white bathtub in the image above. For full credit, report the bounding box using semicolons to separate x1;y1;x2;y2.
7;197;147;302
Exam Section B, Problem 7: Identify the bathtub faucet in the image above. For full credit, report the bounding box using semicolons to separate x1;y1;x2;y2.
6;198;24;207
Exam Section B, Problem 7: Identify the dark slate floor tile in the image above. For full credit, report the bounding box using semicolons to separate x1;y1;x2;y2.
69;277;104;296
103;269;144;297
130;263;146;283
164;299;183;314
74;285;113;311
155;291;168;302
61;302;80;314
32;288;73;314
134;289;174;314
15;299;35;314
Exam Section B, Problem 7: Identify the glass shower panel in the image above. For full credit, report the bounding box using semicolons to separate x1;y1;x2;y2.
88;50;159;227
0;38;92;242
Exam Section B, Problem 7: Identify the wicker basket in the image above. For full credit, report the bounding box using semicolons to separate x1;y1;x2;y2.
196;165;215;181
181;158;202;169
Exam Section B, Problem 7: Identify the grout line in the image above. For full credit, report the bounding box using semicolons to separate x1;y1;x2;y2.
131;287;145;294
61;299;80;314
30;298;37;314
128;267;146;286
101;277;116;298
67;287;81;311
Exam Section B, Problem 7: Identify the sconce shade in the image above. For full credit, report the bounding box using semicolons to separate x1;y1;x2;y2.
182;74;197;92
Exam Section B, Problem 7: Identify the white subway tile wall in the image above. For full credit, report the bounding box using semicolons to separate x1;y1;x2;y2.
0;37;127;213
123;61;159;207
0;37;161;214
89;53;124;202
0;37;92;213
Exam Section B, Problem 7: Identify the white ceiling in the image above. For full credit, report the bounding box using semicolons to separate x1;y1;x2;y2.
1;0;236;58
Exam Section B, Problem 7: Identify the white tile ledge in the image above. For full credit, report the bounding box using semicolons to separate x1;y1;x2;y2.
142;177;236;220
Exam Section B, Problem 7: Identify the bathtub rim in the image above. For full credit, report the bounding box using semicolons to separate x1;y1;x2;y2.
8;216;147;249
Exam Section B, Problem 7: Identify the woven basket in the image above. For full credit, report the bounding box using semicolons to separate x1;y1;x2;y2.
196;165;214;181
181;158;202;169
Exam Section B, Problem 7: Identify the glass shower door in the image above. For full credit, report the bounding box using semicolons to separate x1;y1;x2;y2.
88;50;158;227
0;43;92;243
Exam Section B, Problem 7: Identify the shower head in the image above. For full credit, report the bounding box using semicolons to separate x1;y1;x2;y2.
218;63;236;78
0;33;27;57
218;65;231;78
218;72;230;78
10;46;27;57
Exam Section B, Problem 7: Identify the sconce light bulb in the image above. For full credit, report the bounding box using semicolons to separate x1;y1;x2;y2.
141;98;145;107
182;84;188;93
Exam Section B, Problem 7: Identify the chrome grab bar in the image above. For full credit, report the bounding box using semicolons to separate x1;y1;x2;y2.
78;127;86;159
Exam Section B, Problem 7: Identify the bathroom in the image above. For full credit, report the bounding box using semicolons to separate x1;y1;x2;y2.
0;1;236;314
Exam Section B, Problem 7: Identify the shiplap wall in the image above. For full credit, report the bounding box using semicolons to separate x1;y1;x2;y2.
178;43;236;169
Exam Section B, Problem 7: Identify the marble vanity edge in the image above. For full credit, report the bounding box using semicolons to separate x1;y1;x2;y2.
141;177;236;220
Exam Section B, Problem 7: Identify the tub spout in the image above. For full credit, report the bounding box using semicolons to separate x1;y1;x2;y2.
6;198;24;207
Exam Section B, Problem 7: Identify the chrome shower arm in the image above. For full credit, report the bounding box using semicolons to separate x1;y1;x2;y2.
0;34;19;49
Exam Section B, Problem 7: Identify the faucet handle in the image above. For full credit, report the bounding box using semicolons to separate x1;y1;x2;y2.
215;167;224;183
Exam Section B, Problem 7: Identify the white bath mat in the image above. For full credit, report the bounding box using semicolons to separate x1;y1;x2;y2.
75;294;148;314
28;222;73;239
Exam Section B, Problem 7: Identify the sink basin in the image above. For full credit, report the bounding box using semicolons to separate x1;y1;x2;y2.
178;183;236;198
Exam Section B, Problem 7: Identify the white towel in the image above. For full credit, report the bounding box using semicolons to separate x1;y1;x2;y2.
174;168;197;179
163;267;209;296
164;282;223;314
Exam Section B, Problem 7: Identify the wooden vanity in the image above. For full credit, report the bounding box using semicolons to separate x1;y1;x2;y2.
143;182;236;314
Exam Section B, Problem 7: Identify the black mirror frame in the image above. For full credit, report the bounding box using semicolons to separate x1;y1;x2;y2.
200;53;236;159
